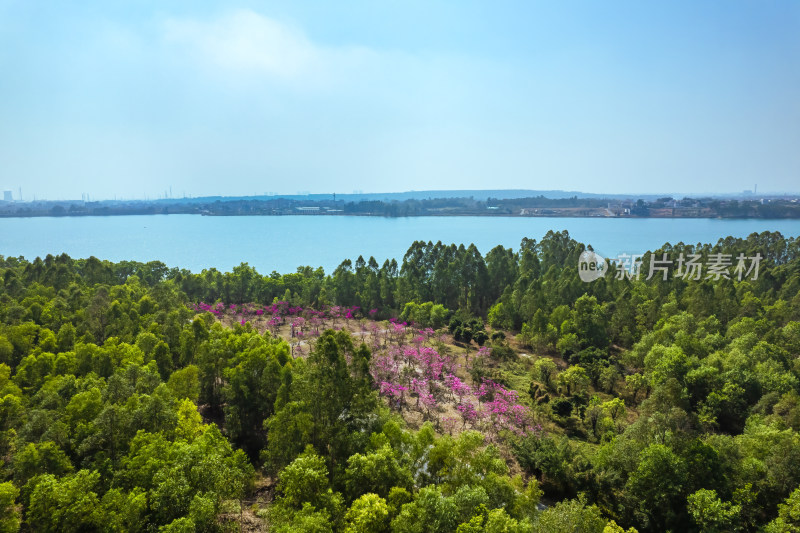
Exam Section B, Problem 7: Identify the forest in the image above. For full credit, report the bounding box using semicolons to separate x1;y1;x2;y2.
0;229;799;532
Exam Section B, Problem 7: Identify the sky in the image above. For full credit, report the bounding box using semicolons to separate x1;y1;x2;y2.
0;1;798;200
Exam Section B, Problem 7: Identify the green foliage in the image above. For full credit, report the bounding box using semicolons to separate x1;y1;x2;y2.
174;399;203;442
558;365;590;396
115;425;254;528
13;441;73;485
159;517;195;533
27;470;104;532
532;358;558;389
449;317;486;345
222;337;288;455
262;330;379;475
270;446;344;529
487;302;514;331
345;444;413;500
277;446;331;509
625;444;688;531
269;502;334;533
1;231;799;532
534;496;607;533
166;364;200;401
400;301;450;329
687;489;740;532
765;486;800;532
391;485;487;533
344;493;389;533
513;434;577;497
0;482;20;533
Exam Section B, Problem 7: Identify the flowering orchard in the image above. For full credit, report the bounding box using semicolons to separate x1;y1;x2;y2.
189;301;336;356
190;301;540;440
372;332;540;439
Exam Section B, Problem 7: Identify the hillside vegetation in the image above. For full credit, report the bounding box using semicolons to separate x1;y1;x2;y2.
0;230;799;531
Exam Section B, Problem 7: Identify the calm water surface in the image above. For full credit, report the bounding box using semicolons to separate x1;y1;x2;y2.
1;215;799;274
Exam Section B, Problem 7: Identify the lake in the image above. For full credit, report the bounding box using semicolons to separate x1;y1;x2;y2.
1;215;799;274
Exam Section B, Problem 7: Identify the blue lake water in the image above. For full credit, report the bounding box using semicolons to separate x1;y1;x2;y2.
1;215;799;274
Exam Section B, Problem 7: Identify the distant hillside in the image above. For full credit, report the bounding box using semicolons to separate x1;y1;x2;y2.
154;189;670;204
3;190;799;218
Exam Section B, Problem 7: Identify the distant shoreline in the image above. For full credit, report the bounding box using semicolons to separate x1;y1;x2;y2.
2;212;800;220
2;192;799;219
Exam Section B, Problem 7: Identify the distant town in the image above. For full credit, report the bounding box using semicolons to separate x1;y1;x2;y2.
1;189;799;219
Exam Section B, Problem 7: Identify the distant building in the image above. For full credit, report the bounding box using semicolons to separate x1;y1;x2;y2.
2;191;12;202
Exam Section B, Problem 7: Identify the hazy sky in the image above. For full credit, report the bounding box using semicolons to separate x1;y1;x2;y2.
1;1;798;200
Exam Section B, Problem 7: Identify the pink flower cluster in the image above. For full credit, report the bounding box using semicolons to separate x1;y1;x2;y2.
471;379;536;436
379;381;407;401
190;301;536;439
190;302;226;316
369;329;533;436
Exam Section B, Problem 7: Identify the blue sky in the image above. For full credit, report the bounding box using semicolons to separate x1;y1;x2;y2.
1;1;798;200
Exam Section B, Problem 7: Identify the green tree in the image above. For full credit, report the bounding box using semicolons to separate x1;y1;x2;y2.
271;446;343;528
625;444;688;531
27;470;103;532
277;446;331;510
532;358;558;389
223;339;287;456
166;365;200;402
533;496;607;533
0;482;20;533
13;441;73;485
687;489;740;533
344;493;389;533
558;365;589;396
764;486;800;533
345;444;413;500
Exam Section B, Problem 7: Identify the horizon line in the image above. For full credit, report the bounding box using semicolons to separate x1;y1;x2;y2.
3;188;800;204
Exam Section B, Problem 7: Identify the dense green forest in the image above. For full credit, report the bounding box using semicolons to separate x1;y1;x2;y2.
1;230;799;531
